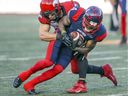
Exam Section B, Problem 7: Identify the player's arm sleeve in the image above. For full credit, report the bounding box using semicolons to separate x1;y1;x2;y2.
58;15;70;33
39;23;57;41
75;40;97;54
95;26;108;42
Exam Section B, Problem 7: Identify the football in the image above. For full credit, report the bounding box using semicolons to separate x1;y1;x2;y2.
70;31;80;41
70;31;85;47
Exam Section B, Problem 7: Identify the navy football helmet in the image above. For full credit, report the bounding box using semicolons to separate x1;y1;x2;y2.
82;6;103;33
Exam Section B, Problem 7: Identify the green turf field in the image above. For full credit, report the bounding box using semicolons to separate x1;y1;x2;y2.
0;14;128;96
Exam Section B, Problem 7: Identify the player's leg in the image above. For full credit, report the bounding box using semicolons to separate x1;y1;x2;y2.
70;59;117;86
13;41;55;88
120;0;127;44
87;64;117;86
70;57;79;74
71;59;102;75
24;64;64;95
110;0;119;31
23;45;73;94
13;59;54;88
67;57;88;93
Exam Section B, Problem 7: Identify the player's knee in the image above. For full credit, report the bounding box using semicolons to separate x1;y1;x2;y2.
44;59;54;66
53;65;64;74
38;59;53;66
30;59;53;73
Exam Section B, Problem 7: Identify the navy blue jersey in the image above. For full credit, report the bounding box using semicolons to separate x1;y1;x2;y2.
67;8;108;42
50;6;107;69
50;7;85;68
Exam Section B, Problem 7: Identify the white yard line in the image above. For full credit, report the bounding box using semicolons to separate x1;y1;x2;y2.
0;67;127;79
113;67;128;71
0;49;126;61
103;93;128;96
90;50;128;55
0;56;42;61
89;56;121;61
0;75;16;79
0;50;127;79
0;56;122;62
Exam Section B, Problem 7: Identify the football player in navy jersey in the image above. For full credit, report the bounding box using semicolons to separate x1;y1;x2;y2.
58;6;117;93
13;0;117;94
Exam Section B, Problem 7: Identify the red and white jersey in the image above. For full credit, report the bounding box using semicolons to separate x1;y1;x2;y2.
38;1;80;29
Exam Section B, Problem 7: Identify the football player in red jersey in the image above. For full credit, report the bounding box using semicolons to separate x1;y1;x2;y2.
58;6;117;93
13;0;117;95
13;0;81;95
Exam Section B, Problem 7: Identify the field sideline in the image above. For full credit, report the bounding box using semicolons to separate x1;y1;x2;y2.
0;14;127;96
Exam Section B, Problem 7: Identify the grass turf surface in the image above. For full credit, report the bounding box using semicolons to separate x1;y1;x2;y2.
0;14;128;96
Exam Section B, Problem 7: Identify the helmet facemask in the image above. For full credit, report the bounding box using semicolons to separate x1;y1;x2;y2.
82;6;103;33
82;17;99;33
40;0;61;21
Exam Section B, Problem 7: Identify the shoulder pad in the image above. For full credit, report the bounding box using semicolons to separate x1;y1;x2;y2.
68;7;85;22
95;31;108;42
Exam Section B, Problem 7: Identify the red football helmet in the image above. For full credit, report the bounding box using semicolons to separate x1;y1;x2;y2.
40;0;61;19
82;6;103;33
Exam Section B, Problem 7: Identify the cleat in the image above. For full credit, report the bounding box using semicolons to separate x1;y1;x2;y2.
13;76;22;88
102;64;118;86
28;89;40;95
24;83;40;95
67;81;87;93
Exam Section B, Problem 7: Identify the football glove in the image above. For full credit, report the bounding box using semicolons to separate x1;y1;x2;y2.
56;32;73;47
61;33;73;47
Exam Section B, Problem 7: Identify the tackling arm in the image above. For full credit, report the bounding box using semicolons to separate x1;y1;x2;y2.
58;15;71;33
39;23;57;42
57;16;74;47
